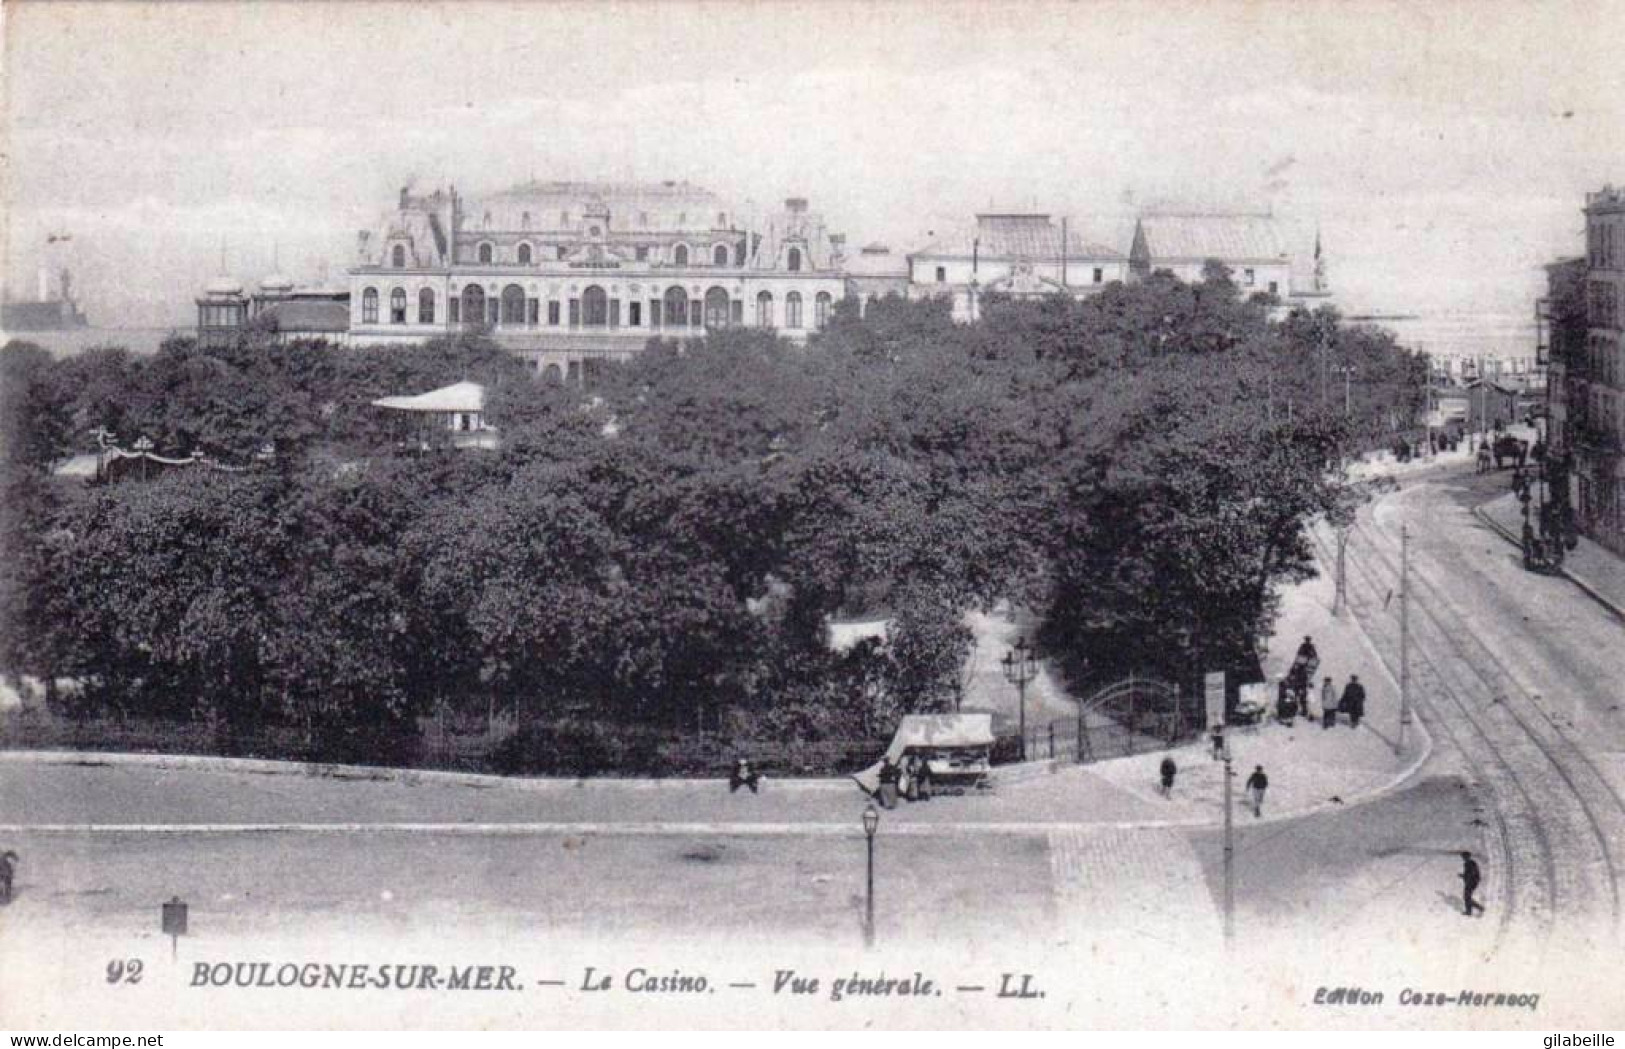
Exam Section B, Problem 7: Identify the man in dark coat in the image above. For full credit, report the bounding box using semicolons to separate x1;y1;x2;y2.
1245;765;1269;817
1341;675;1367;729
1460;851;1485;916
1159;756;1177;798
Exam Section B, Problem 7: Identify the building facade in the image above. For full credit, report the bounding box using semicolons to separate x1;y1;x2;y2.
1552;185;1625;553
908;214;1127;322
196;274;350;349
348;181;848;383
1129;212;1294;297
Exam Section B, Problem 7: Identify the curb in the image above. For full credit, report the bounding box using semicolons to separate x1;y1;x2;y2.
0;749;851;792
1470;503;1625;627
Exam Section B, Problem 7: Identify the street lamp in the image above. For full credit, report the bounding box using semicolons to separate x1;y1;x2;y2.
862;804;879;948
1001;636;1038;761
132;436;154;482
1335;363;1357;418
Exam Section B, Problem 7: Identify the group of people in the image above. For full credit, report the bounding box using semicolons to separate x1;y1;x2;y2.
1276;637;1366;729
874;753;935;809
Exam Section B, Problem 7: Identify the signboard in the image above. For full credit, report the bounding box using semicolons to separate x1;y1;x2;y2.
1204;671;1226;728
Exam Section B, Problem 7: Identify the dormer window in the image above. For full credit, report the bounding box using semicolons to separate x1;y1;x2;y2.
478;242;494;264
638;211;650;227
392;244;406;268
521;211;531;228
482;211;491;226
589;225;602;237
717;212;727;227
674;244;689;266
788;247;802;272
561;211;570;225
714;245;729;266
518;243;533;265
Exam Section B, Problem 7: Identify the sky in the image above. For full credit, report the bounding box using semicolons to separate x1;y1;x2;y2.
3;0;1621;328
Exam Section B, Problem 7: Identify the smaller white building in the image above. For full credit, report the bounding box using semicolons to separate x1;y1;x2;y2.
908;214;1127;322
372;381;497;450
1128;212;1293;296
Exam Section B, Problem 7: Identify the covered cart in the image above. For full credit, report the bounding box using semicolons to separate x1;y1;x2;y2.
852;713;996;798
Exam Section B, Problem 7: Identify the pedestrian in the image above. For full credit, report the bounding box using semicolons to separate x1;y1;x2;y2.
914;754;934;802
877;757;900;810
1159;756;1177;798
1460;851;1486;917
1245;765;1269;818
729;758;761;794
1210;723;1225;761
1341;674;1367;729
1321;677;1338;729
0;850;16;905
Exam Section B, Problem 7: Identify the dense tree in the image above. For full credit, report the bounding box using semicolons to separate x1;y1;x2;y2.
1;270;1428;767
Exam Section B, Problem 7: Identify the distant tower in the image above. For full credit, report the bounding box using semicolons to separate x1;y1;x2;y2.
1313;226;1328;293
196;241;247;349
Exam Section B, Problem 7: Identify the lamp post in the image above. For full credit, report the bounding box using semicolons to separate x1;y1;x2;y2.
133;436;154;482
862;804;879;948
1002;636;1038;761
1335;363;1357;417
1221;740;1235;946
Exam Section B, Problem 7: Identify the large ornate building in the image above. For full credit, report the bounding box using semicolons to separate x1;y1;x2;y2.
1548;184;1625;554
348;180;848;383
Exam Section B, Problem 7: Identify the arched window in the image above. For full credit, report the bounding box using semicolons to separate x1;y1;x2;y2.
390;287;407;323
787;247;802;272
518;243;533;265
755;291;774;328
704;287;730;329
460;285;486;329
663;286;688;327
391;244;406;268
500;284;526;326
362;287;378;323
582;285;608;327
785;291;803;329
713;244;729;267
418;288;435;324
477;242;493;264
815;291;832;330
673;244;690;266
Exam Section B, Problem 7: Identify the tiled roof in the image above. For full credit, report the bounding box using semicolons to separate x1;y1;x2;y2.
261;300;350;332
843;248;910;277
915;216;1122;260
1137;213;1288;262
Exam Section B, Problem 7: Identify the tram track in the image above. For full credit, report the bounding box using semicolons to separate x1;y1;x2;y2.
1307;484;1625;954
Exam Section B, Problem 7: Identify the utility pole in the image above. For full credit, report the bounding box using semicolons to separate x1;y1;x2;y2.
1222;740;1235;946
1398;523;1411;754
1333;526;1349;616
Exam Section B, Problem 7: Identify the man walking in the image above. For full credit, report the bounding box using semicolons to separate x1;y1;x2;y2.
1320;676;1338;729
1460;851;1486;917
1159;756;1177;798
1245;765;1269;818
1341;674;1367;729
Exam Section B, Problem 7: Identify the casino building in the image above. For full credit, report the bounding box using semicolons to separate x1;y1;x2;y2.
348;180;848;383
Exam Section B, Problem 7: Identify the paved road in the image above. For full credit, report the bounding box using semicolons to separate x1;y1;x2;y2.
1320;462;1625;961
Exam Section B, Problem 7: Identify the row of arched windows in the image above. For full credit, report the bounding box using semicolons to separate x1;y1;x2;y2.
463;240;749;268
361;284;834;330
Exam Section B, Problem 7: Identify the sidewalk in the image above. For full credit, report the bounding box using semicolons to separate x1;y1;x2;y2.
1476;491;1625;623
1085;536;1427;823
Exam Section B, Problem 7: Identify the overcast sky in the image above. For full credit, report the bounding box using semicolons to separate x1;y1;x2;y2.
3;0;1621;327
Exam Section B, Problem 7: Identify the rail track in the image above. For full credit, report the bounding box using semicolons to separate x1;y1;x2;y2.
1308;490;1625;955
